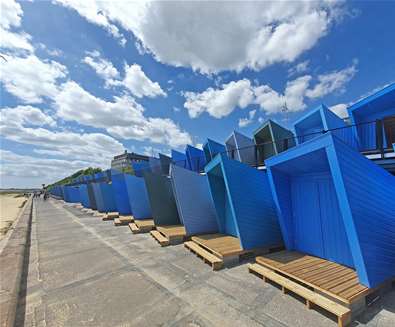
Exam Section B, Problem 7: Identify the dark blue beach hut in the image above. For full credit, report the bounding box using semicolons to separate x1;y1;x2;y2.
266;132;395;288
99;182;117;213
111;171;132;215
64;186;80;203
86;183;97;210
186;145;206;172
79;184;90;208
149;156;162;175
124;174;152;219
131;161;150;177
92;183;105;212
171;164;218;236
159;153;172;175
204;154;283;250
143;172;181;226
348;83;395;152
203;139;226;163
225;131;255;165
171;149;188;168
253;119;296;165
294;104;356;148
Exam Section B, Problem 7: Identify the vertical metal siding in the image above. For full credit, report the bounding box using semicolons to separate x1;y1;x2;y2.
99;183;117;212
124;175;152;219
143;172;181;226
186;145;206;172
171;150;188;168
87;184;97;209
92;183;105;212
111;173;132;215
79;185;90;208
171;165;218;236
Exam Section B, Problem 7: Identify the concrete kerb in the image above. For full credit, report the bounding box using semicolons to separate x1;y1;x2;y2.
0;195;33;327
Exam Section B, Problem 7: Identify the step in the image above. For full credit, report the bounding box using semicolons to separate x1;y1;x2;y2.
129;223;139;234
150;230;170;246
114;218;122;226
248;263;351;327
184;241;223;270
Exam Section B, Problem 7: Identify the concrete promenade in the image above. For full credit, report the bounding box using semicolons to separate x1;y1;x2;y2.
16;198;395;326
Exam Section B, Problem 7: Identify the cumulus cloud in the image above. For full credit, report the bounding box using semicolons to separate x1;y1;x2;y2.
83;51;120;85
183;62;357;117
0;27;33;52
54;1;343;74
53;81;190;148
1;105;56;127
238;109;256;128
288;60;310;77
1;0;22;29
183;79;254;118
0;54;67;103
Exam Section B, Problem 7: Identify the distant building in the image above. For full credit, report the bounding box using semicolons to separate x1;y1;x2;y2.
111;150;149;171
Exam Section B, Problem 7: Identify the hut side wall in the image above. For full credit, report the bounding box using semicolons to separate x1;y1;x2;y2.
99;183;117;212
171;165;218;236
124;175;152;219
87;184;97;210
79;185;90;208
143;172;181;226
111;173;132;215
92;183;105;212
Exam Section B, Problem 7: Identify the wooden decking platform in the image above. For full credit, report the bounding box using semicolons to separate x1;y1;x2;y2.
248;250;375;327
114;215;134;226
185;234;267;270
151;225;186;246
129;219;155;234
102;211;119;221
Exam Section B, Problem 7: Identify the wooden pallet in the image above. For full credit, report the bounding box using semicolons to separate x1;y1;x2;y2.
129;219;155;234
151;225;186;246
184;241;223;270
93;211;105;218
249;263;351;327
184;234;270;269
254;251;369;305
114;216;133;226
102;211;119;221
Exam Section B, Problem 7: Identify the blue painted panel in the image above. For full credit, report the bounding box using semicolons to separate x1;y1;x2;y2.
87;183;97;209
99;183;117;212
171;165;218;236
171;150;188;168
159;153;172;175
143;172;181;226
111;173;132;215
79;184;90;208
266;133;395;288
205;154;283;250
225;131;255;164
203;139;226;163
64;186;80;203
124;174;152;219
131;161;150;177
92;183;105;212
186;145;206;172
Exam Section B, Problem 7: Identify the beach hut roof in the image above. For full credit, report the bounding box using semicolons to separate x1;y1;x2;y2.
185;145;206;172
224;131;255;165
203;138;226;163
171;149;188;168
266;132;395;288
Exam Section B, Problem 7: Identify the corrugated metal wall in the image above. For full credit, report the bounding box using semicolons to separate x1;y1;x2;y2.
143;172;181;226
111;173;132;215
171;164;218;236
124;174;152;219
79;184;90;208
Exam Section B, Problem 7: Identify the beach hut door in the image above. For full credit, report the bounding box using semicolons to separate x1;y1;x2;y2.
291;173;354;268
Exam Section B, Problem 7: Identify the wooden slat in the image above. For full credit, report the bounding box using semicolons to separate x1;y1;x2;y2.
191;234;244;258
156;225;186;238
150;230;170;246
249;264;351;327
129;223;139;234
185;241;223;270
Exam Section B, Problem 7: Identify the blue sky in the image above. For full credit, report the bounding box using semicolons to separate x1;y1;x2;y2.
1;0;395;188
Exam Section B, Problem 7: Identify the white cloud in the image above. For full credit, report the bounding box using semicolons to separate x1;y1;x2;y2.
288;60;310;76
116;63;166;98
1;0;22;29
238;109;256;128
0;54;67;103
183;79;254;118
83;51;120;85
0;27;33;52
1;105;56;127
330;103;348;118
53;81;191;148
306;60;358;99
54;1;343;74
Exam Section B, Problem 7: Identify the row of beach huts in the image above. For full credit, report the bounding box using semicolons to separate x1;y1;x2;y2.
49;84;395;326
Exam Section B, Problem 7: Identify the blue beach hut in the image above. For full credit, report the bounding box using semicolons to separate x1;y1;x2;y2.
171;164;218;236
348;83;395;152
149;156;162;175
92;183;105;212
225;131;255;165
205;154;283;250
79;184;90;208
86;183;97;210
64;186;80;203
203;139;226;163
294;104;356;148
143;172;181;226
111;171;132;215
131;161;150;177
171;149;188;168
159;153;172;175
266;132;395;288
253;120;296;165
99;182;117;213
124;174;152;219
185;145;206;172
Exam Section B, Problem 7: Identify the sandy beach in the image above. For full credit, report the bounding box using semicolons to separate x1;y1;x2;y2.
0;193;28;241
